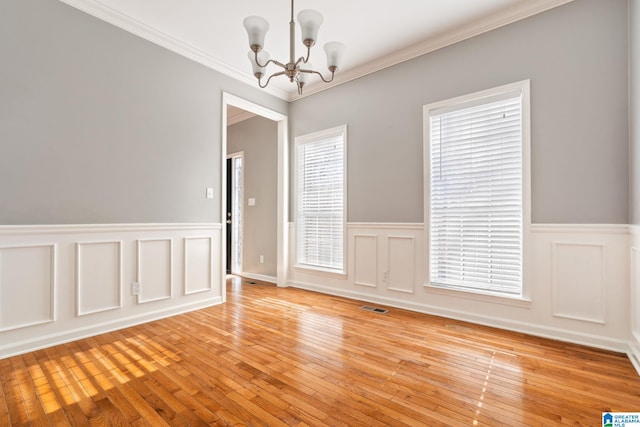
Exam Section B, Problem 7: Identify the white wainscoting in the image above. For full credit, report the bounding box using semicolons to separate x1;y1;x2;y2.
0;224;222;359
289;222;631;354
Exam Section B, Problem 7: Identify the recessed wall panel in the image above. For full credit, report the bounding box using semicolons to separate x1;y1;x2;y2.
137;239;172;304
184;237;212;295
552;242;605;323
77;241;122;316
354;235;377;288
387;236;415;294
0;245;54;331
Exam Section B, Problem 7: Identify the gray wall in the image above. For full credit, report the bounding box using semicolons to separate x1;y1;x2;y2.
1;0;630;226
632;0;640;225
0;0;287;224
227;116;278;277
290;0;630;224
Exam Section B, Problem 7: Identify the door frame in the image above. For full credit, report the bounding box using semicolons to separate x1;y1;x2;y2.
221;92;289;296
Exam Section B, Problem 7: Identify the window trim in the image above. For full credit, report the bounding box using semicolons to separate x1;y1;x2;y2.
423;80;531;300
294;125;348;275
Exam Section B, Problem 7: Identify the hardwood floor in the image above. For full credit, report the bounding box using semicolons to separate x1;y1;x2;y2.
2;276;640;426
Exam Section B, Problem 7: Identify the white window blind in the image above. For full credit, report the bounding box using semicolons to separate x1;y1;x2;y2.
295;127;345;272
428;91;523;296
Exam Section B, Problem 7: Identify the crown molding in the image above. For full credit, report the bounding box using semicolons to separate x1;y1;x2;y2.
58;0;574;103
293;0;576;101
57;0;291;101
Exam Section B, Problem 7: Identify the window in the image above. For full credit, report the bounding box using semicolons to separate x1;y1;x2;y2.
424;81;530;297
295;125;347;273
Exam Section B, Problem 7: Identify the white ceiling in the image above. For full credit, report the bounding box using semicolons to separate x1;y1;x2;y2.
60;0;572;100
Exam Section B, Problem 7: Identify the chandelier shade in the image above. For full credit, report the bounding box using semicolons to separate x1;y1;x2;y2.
242;16;270;51
247;50;270;78
296;61;313;91
324;42;346;71
243;0;345;95
297;10;323;46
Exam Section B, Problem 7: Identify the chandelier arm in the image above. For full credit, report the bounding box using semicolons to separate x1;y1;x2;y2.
258;70;287;88
294;45;313;68
253;50;287;70
303;69;336;83
266;59;288;69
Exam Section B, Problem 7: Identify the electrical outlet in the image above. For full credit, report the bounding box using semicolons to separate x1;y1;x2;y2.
383;272;388;283
132;282;141;296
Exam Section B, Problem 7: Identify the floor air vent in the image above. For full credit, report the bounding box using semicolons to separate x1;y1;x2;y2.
361;305;388;314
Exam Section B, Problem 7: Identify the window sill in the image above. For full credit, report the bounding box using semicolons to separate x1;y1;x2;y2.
424;283;531;308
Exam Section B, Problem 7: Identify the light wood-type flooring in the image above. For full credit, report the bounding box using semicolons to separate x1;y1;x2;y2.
2;275;640;426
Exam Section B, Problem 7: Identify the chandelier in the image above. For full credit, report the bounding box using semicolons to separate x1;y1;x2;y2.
243;0;345;95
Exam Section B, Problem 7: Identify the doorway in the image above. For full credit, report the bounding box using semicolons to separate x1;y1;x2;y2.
221;93;288;296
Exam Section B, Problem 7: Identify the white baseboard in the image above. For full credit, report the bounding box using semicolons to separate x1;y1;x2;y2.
289;280;628;353
628;333;640;376
238;272;278;284
0;223;223;359
286;221;638;372
0;297;222;359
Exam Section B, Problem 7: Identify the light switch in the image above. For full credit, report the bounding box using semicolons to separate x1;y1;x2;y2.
206;187;214;199
248;198;256;206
